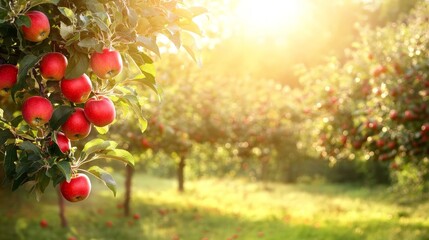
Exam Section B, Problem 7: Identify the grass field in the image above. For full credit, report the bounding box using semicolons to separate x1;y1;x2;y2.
1;174;429;240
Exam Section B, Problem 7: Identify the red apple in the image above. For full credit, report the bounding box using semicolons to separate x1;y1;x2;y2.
141;138;151;148
40;52;68;80
22;96;53;127
21;11;50;42
40;219;48;228
372;65;387;78
133;213;140;220
55;132;71;153
376;139;385;148
404;110;416;121
387;141;396;149
0;64;18;90
60;74;92;103
90;49;123;79
389;110;398;120
84;96;116;127
60;173;91;202
105;221;113;228
61;108;92;141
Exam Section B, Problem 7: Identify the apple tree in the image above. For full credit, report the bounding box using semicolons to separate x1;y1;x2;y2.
299;2;429;190
0;0;206;225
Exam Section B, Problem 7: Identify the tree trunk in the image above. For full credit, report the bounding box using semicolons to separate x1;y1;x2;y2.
177;155;186;192
57;188;68;228
124;164;134;216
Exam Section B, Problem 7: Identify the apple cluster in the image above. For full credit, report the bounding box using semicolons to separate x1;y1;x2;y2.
0;10;123;202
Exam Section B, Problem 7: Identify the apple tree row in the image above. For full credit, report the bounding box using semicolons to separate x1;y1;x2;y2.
299;2;429;189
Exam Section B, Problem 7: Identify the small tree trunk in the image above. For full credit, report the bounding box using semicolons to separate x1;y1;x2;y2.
177;155;186;192
124;164;134;216
57;188;68;228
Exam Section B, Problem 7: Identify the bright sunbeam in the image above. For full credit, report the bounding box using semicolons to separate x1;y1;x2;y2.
236;0;309;35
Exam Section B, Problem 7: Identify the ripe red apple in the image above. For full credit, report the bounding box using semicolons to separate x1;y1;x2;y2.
21;11;50;42
55;132;71;153
133;213;140;220
404;110;416;121
22;96;53;127
60;173;91;202
40;52;68;80
60;74;92;103
40;219;48;228
141;138;151;148
84;96;116;127
372;65;387;78
0;64;18;90
352;140;363;150
376;139;385;148
389;110;398;120
387;141;396;149
90;49;123;79
61;108;92;141
340;135;347;145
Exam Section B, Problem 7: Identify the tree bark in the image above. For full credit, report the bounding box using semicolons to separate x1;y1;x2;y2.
124;164;134;216
57;188;68;228
177;155;186;192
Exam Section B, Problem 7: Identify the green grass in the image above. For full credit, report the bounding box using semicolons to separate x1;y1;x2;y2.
1;174;429;240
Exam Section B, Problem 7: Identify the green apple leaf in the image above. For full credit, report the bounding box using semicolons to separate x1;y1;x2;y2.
10;115;23;127
15;15;30;28
95;126;109;134
56;161;72;183
11;54;42;102
0;129;14;147
19;141;41;155
49;106;74;130
136;35;160;57
65;52;89;79
4;144;17;179
88;166;117;196
97;149;135;166
81;138;118;159
58;7;76;23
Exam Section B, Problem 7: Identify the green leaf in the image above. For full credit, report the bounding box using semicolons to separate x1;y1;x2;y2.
58;7;75;23
10;115;23;127
56;161;72;183
38;172;50;192
114;53;143;82
16;15;30;28
120;95;148;133
98;149;135;166
136;35;160;57
95;126;109;134
0;129;14;147
77;37;98;48
4;145;17;179
11;54;41;102
65;52;89;79
29;0;60;7
60;22;74;40
19;141;41;155
82;138;118;157
49;106;74;130
88;166;117;196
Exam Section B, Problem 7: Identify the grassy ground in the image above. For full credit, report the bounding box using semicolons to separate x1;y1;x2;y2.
1;174;429;240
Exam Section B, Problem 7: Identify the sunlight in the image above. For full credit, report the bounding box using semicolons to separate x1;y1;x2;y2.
236;0;309;34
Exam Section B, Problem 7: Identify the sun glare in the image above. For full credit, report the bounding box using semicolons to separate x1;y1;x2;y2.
236;0;309;35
